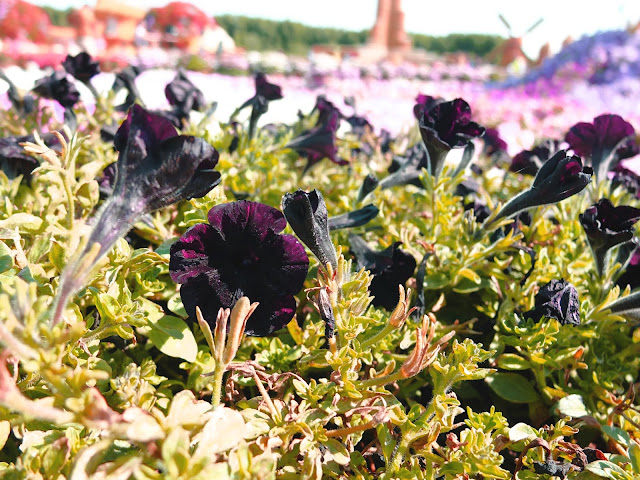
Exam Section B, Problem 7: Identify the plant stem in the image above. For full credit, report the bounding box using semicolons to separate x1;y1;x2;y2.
210;363;226;408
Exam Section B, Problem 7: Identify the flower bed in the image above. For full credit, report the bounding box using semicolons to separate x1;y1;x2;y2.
0;49;640;478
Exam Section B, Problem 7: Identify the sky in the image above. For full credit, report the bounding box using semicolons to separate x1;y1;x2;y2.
29;0;640;57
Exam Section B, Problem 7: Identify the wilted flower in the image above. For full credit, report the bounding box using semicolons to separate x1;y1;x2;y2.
416;97;485;179
62;52;100;84
349;234;416;310
525;279;581;326
286;110;346;172
169;201;309;336
580;198;640;276
282;189;337;269
52;105;220;324
0;133;61;180
565;114;639;182
32;71;80;108
486;151;593;230
165;69;206;117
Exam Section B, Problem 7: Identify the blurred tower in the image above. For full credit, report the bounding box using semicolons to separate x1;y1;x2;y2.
368;0;412;61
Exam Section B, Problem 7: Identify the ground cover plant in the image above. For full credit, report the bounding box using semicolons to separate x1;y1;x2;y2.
0;51;640;479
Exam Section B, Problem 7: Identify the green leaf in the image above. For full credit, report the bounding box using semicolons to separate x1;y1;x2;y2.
601;425;631;448
496;353;531;370
423;272;449;290
376;424;396;463
585;460;629;479
168;293;188;317
0;213;43;233
485;372;540;403
508;422;537;442
629;442;640;474
0;241;12;273
146;315;198;363
554;394;589;418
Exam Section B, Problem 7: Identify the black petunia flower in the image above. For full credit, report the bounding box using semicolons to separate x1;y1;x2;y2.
509;140;560;176
412;93;445;120
282;189;337;269
565;114;639;182
112;65;144;112
169;201;309;336
486;151;593;230
286;110;347;172
525;279;581;326
165;69;206;117
312;95;343;127
612;165;640;198
32;71;80;108
580;198;640;276
233;72;282;139
254;72;283;101
416;97;485;179
0;133;61;180
482;127;508;159
62;52;100;84
349;234;417;310
52;105;221;324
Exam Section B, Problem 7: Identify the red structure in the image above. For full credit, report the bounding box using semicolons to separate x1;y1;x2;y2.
368;0;412;58
0;0;50;43
148;2;212;49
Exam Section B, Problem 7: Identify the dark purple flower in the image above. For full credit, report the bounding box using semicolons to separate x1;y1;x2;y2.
349;235;416;310
112;104;220;212
612;165;640;198
525;279;581;326
282;189;337;269
346;114;373;138
32;71;80;108
509;141;560;176
412;93;444;120
169;201;309;336
417;98;485;179
565;114;639;181
286;110;347;172
0;133;61;180
464;199;491;223
62;52;100;84
52;105;221;325
254;72;282;101
482;128;508;157
165;69;206;114
580;198;640;275
312;95;343;127
233;72;282;139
